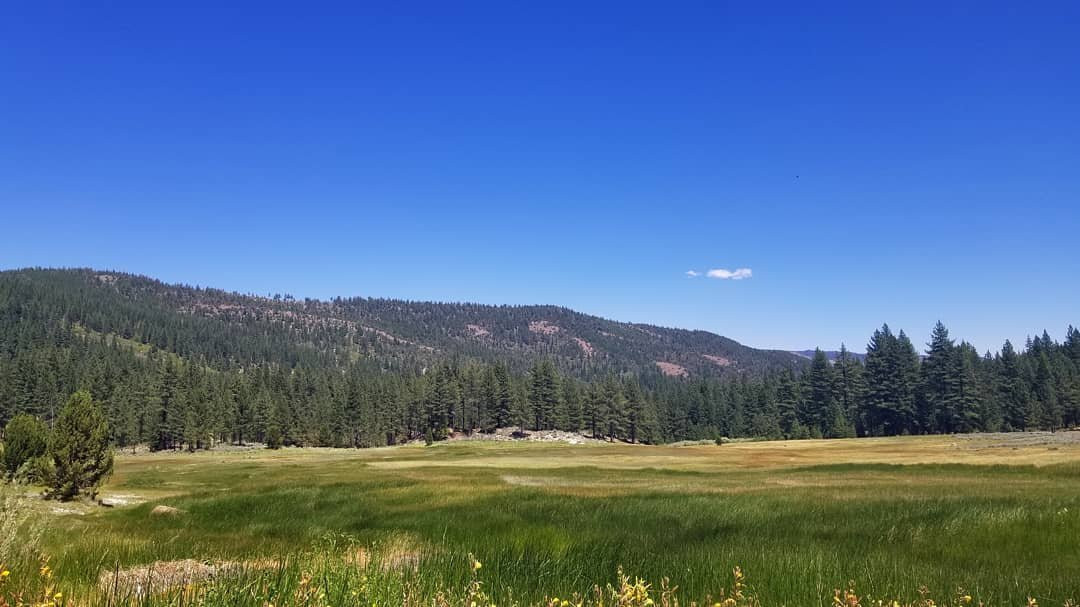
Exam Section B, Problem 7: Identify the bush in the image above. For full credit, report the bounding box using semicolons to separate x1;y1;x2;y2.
2;414;49;478
14;455;55;485
48;390;114;501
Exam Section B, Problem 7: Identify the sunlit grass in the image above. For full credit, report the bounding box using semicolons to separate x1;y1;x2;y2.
7;435;1080;605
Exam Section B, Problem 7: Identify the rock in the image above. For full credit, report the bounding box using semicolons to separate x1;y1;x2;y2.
150;505;181;517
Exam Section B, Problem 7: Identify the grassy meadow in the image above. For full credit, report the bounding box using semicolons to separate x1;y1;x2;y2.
6;433;1080;606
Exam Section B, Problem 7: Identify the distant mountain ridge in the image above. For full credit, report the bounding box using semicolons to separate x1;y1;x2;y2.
0;268;808;379
790;349;867;363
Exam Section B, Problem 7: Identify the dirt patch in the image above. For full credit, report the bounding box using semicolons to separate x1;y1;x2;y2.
655;361;688;377
573;337;596;356
50;505;88;516
100;493;147;507
99;560;231;596
528;320;561;335
702;354;732;367
374;534;426;571
98;558;286;596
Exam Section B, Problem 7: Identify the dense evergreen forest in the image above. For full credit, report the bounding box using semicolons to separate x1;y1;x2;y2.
1;268;1078;449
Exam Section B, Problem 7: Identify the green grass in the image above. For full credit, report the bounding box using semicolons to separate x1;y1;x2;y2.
15;437;1080;605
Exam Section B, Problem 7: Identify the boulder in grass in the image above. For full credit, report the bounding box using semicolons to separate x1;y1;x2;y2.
150;505;181;517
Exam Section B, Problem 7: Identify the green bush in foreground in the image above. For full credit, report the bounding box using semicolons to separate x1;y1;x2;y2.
2;414;49;478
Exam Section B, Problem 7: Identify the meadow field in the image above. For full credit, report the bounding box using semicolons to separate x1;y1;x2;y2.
6;433;1080;606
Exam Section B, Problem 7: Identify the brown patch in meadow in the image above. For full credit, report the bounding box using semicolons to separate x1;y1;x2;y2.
99;558;283;596
376;534;426;571
98;560;229;596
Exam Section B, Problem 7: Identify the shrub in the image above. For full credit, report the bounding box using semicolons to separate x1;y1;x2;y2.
2;414;49;478
48;390;114;501
14;455;55;485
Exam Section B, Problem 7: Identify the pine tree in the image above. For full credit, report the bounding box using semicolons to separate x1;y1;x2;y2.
748;380;782;439
893;330;921;433
510;379;529;435
775;370;801;438
1063;374;1080;429
491;364;513;430
479;366;499;433
527;360;560;430
600;377;625;441
1064;326;1080;367
919;321;955;433
832;345;865;432
623;379;645;443
153;361;182;451
583;383;601;438
424;365;457;440
801;349;833;435
561;379;582;432
863;325;919;435
976;350;1003;431
951;343;982;432
998;340;1028;430
461;367;482;434
1033;352;1061;430
48;390;114;501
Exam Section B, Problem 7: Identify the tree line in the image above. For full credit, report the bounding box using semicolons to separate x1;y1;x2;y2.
2;312;1078;450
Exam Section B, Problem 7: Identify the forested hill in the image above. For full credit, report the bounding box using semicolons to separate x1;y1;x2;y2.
1;267;1078;450
0;268;804;380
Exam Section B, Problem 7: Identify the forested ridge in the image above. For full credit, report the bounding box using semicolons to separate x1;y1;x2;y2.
1;267;1078;450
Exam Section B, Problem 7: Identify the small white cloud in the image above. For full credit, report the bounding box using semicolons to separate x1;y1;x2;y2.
685;270;700;278
706;268;752;280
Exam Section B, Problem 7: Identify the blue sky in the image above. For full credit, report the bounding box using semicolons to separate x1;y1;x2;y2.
2;2;1078;353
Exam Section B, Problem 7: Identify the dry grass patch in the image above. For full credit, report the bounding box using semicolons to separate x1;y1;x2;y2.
98;559;232;596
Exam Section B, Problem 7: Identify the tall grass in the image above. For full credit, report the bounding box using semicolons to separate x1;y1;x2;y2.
7;443;1080;606
1;482;44;572
2;546;1071;607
